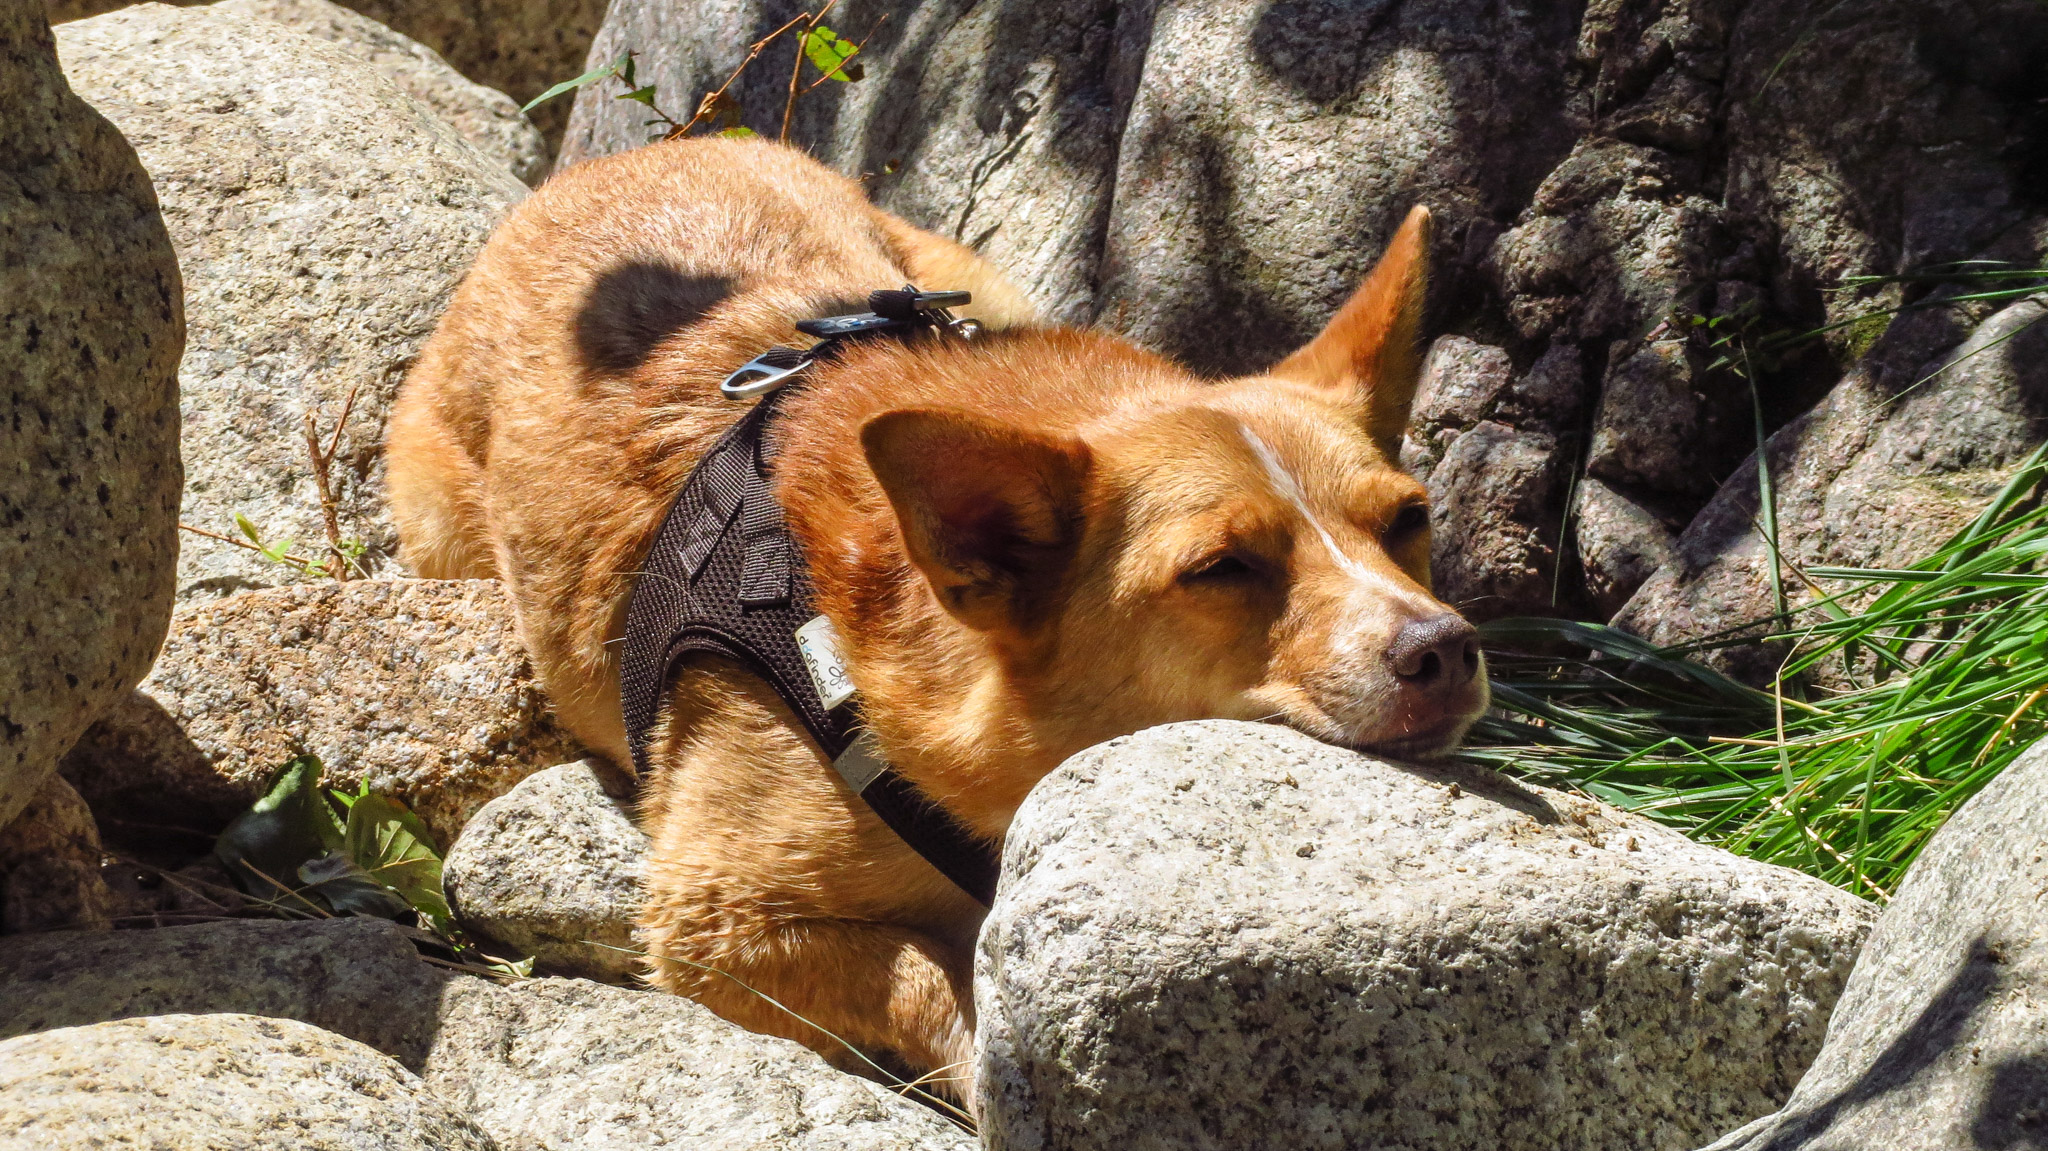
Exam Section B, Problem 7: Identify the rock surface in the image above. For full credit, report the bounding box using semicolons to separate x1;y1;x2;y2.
43;0;602;150
976;721;1878;1151
445;761;646;981
0;0;182;832
1698;736;2048;1151
60;580;579;847
1616;295;2048;676
0;775;111;935
0;916;979;1151
0;1013;501;1151
560;0;2048;623
55;4;526;600
214;0;547;184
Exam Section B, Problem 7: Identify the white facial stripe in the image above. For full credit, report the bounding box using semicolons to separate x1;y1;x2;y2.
1237;422;1437;612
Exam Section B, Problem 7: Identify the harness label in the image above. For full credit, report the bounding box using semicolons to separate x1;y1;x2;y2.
796;615;857;710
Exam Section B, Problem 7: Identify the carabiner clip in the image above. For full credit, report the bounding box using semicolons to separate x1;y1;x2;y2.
720;347;811;400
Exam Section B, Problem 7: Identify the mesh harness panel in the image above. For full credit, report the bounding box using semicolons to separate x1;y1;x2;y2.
618;385;1001;906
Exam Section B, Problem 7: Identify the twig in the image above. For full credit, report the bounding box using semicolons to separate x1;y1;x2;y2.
179;522;324;570
301;382;361;582
671;11;813;138
782;0;840;142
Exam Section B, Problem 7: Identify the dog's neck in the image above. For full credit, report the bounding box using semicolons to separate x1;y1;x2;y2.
770;329;1179;840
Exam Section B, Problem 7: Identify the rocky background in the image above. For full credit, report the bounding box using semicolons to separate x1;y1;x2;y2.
6;0;2048;1147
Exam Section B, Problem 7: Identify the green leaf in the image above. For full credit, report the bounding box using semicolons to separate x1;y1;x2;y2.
719;126;759;138
618;85;660;107
344;792;451;927
235;512;262;544
801;25;863;82
521;53;629;113
298;852;410;919
214;755;345;900
260;538;295;563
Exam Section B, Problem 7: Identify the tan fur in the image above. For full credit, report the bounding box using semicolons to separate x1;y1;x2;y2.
387;139;1486;1100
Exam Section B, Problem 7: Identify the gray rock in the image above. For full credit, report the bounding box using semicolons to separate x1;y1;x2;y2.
1575;475;1681;619
1426;421;1566;619
977;720;1877;1151
212;0;547;184
0;775;111;934
44;0;602;151
1411;336;1516;442
55;4;526;600
429;977;978;1151
0;0;182;831
0;916;978;1151
1616;298;2048;676
60;580;580;847
0;1013;501;1151
1697;736;2048;1151
445;761;647;982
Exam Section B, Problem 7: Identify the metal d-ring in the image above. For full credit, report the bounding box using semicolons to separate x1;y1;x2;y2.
720;351;812;400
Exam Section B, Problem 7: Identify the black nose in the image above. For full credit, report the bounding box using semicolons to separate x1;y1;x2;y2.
1386;614;1480;691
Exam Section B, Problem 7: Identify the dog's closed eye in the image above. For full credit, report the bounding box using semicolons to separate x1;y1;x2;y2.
1181;551;1263;586
1383;502;1429;544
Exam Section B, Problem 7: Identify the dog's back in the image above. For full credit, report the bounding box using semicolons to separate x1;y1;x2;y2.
388;140;1037;758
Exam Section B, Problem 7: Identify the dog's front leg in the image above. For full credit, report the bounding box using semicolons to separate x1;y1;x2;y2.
640;913;977;1103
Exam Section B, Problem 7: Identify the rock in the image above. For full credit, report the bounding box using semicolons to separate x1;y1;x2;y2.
1615;297;2048;675
55;4;527;600
1575;476;1681;619
1426;421;1566;619
557;1;2047;621
0;775;111;934
0;917;450;1061
213;0;547;184
976;720;1878;1151
59;580;579;847
0;0;182;831
428;976;979;1151
0;916;978;1151
0;1013;501;1151
1697;736;2048;1150
43;0;602;152
445;761;646;982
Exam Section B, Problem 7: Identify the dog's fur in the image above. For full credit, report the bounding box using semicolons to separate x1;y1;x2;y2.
387;138;1488;1098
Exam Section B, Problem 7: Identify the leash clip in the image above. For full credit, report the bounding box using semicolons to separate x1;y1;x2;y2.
720;346;812;400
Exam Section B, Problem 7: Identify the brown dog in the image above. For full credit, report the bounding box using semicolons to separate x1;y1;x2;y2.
386;138;1487;1100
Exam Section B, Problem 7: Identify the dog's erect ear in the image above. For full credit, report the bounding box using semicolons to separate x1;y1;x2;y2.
1269;204;1433;461
861;408;1093;635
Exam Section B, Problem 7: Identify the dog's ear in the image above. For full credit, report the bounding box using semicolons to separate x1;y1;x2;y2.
1268;204;1432;461
861;408;1092;635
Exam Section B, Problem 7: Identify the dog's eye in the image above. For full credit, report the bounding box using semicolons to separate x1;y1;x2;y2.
1182;552;1258;585
1385;502;1430;542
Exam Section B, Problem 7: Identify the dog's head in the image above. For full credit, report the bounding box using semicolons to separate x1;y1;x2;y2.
859;206;1487;762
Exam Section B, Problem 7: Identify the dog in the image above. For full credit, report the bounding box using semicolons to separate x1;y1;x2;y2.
386;137;1488;1101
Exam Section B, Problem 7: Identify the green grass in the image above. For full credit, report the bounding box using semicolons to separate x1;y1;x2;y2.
1464;445;2048;902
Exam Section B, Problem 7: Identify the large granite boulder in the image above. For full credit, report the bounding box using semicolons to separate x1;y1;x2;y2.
444;761;647;982
59;580;579;847
213;0;547;184
976;721;1878;1151
559;0;2048;624
43;0;603;150
1697;736;2048;1151
0;0;182;833
55;3;526;600
0;916;979;1151
0;1013;502;1151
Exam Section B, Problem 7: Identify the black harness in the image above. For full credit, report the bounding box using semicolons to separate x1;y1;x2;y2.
618;289;1001;906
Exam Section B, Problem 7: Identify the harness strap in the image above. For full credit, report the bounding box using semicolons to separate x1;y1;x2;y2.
619;386;1000;906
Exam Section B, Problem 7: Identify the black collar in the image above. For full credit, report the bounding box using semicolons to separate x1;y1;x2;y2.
618;289;1000;906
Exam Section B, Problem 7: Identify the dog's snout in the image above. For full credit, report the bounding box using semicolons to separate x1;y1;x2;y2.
1386;614;1480;691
